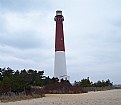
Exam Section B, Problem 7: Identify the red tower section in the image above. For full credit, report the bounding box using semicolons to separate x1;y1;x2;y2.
54;10;65;51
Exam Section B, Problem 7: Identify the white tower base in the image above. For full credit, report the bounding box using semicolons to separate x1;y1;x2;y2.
54;51;67;80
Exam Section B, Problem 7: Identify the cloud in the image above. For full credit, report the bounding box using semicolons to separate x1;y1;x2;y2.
0;31;44;49
0;10;54;49
0;45;54;75
0;0;52;12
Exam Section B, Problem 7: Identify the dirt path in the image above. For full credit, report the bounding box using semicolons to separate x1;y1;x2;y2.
1;89;121;105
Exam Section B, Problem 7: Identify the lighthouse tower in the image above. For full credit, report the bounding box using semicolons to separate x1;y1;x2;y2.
54;10;67;80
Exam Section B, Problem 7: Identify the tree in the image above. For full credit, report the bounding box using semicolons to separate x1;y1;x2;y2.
93;79;113;87
105;79;113;86
80;77;92;87
74;77;92;87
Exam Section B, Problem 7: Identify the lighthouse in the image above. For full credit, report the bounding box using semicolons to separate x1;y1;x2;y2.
54;10;68;80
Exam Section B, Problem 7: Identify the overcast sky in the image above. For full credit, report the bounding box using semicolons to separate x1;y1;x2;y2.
0;0;121;84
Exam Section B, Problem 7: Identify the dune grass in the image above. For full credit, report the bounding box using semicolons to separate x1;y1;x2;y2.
0;94;45;103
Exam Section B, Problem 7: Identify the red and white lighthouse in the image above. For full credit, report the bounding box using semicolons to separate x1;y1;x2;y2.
54;10;67;80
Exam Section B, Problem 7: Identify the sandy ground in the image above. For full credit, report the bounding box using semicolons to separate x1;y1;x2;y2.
0;89;121;105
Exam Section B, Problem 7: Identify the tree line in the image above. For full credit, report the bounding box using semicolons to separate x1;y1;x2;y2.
74;77;113;87
0;67;60;95
0;67;113;95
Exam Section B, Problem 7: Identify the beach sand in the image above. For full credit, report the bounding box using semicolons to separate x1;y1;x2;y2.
1;89;121;105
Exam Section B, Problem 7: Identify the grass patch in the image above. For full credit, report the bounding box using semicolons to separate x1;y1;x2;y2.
0;94;45;103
